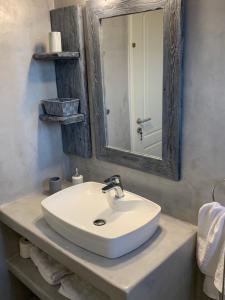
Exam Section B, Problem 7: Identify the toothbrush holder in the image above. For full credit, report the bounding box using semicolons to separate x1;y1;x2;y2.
49;177;62;194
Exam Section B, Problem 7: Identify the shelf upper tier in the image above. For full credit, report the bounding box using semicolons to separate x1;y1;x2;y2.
33;51;80;60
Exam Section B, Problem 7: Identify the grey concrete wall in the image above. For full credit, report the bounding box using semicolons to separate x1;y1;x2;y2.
0;0;69;298
0;0;68;203
101;16;131;151
59;0;225;228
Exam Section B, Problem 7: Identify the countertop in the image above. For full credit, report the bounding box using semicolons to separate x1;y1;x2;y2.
0;189;197;300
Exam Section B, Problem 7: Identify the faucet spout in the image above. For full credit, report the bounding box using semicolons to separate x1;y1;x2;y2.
102;175;124;199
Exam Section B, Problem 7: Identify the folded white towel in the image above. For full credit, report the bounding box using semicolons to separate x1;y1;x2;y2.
197;202;225;299
30;246;72;285
58;274;109;300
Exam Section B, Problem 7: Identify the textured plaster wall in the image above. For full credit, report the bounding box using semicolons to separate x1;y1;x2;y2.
0;0;70;298
0;0;68;203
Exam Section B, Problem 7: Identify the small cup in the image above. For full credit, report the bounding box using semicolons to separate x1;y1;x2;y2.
49;177;61;194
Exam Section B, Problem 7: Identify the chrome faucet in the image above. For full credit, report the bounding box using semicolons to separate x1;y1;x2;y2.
102;175;124;199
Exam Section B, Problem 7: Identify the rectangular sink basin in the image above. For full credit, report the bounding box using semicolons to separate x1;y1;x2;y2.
41;182;161;258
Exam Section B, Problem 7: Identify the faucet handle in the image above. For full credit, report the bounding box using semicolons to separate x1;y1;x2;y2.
104;175;120;184
104;175;123;188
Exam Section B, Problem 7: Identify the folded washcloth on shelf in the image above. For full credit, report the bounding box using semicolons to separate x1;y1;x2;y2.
58;274;109;300
197;202;225;299
30;246;72;285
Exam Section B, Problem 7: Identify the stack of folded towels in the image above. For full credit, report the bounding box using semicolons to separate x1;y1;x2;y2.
30;246;72;285
27;245;109;300
59;274;109;300
197;202;225;299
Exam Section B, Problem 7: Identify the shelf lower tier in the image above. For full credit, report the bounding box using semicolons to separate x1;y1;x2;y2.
7;255;66;300
39;114;84;125
33;52;80;60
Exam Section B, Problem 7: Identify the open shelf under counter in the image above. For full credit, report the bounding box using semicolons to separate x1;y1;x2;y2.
39;113;84;125
7;255;66;300
33;51;80;61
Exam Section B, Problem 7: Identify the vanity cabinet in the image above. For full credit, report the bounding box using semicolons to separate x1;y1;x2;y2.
0;190;197;300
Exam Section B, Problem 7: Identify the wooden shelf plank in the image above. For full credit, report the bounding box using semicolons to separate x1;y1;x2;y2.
39;114;84;125
7;255;66;300
50;6;92;158
33;52;80;60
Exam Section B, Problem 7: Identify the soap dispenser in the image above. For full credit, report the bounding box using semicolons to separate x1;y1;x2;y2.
72;168;83;186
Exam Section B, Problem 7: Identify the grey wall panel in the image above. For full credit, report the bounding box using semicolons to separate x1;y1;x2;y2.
0;0;68;298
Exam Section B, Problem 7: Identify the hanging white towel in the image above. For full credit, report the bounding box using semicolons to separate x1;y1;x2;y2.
58;274;109;300
30;246;72;285
197;202;225;299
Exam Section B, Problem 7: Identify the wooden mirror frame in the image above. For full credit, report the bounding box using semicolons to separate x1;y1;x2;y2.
86;0;184;180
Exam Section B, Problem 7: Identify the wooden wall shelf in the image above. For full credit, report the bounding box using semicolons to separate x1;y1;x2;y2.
39;113;84;125
34;5;92;158
33;51;80;60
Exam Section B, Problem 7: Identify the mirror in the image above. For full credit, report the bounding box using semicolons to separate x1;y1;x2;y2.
101;10;164;159
86;0;183;180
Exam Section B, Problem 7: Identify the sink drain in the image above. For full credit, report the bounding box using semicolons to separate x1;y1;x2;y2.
93;219;106;226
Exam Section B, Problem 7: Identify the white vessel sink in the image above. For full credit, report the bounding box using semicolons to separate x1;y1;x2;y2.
41;182;161;258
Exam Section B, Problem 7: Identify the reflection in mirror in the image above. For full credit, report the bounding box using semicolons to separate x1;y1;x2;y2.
100;9;164;160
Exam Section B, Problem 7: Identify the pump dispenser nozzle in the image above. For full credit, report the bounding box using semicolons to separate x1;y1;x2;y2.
72;168;83;185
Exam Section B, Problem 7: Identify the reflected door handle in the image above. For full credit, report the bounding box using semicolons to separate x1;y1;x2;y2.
136;117;151;125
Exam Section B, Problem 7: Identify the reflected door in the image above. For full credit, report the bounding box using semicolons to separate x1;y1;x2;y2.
128;10;164;158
